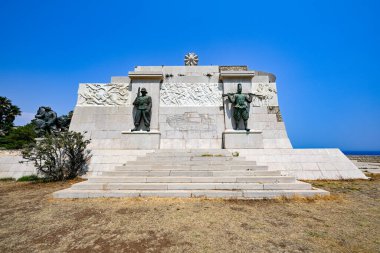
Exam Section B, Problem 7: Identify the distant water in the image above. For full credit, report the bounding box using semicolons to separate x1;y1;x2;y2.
343;151;380;155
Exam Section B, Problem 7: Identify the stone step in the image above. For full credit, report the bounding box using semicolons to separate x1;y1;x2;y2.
114;165;268;171
100;170;284;177
146;152;238;157
88;176;287;183
89;175;292;183
137;156;244;161
53;188;329;199
71;182;312;191
151;149;233;153
124;160;255;166
109;170;279;176
52;149;331;200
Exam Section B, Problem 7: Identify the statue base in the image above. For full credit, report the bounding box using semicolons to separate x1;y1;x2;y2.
223;130;263;149
121;130;161;149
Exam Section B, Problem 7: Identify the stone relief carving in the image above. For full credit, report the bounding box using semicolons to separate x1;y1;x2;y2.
252;83;277;106
160;83;222;106
78;83;129;106
166;112;216;131
267;106;283;122
219;66;248;71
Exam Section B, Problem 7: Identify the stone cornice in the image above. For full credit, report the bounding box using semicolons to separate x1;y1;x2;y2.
128;71;163;80
219;71;255;79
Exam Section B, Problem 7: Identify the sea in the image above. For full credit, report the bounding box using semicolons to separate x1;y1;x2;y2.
343;151;380;155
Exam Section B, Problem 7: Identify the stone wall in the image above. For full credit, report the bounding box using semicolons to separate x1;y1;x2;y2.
70;106;133;149
0;150;36;179
159;106;225;149
69;66;293;149
234;148;366;180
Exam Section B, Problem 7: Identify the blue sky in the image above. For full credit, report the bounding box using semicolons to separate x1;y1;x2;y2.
1;0;379;151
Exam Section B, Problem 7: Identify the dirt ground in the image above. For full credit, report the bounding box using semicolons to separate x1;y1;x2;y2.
0;175;379;253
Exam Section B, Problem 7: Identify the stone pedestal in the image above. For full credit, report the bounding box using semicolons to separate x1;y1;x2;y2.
121;131;161;149
223;130;263;149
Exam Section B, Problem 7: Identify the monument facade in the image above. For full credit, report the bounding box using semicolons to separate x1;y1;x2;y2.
65;54;366;182
70;61;289;150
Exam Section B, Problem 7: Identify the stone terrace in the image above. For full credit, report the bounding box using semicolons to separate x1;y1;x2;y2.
54;150;328;199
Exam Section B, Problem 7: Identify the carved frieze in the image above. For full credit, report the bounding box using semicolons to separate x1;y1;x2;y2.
160;83;222;106
219;66;248;71
78;83;129;106
252;83;277;106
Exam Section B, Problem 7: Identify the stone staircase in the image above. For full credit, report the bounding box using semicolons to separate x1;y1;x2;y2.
53;150;329;199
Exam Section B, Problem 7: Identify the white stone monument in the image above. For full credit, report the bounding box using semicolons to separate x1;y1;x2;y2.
38;54;366;199
70;64;289;150
67;54;366;182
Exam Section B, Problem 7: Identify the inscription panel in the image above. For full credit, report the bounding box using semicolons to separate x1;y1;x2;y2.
166;112;216;131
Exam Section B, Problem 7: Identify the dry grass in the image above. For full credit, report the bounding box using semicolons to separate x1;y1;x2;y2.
0;175;379;253
347;155;380;163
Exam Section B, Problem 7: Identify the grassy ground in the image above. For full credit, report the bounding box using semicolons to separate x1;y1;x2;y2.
0;175;379;253
347;155;380;163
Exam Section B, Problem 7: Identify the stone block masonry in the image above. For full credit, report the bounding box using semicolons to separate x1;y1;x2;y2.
70;65;293;149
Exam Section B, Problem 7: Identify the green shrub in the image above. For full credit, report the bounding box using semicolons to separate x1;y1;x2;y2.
0;123;36;149
0;177;15;181
21;131;91;181
17;175;40;182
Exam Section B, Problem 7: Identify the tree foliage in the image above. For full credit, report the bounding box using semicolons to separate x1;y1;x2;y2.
0;96;21;135
0;123;36;149
21;131;91;181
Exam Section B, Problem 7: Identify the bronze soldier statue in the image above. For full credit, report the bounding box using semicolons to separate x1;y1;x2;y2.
33;107;73;137
131;87;152;132
34;106;59;136
223;83;254;131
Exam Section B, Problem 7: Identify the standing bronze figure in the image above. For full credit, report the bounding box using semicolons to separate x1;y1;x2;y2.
223;83;254;131
132;87;152;132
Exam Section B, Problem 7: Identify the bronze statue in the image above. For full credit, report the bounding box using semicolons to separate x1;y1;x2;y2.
132;87;152;132
57;111;73;131
34;106;58;136
33;107;72;137
223;83;254;131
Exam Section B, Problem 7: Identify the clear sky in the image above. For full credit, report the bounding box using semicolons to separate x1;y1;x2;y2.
1;0;379;151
